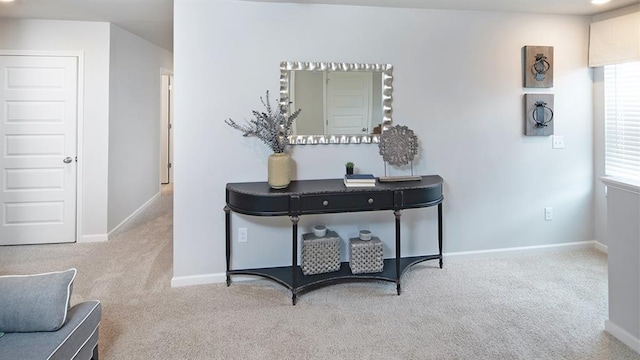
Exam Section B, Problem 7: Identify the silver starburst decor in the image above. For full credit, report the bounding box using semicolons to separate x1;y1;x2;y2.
378;125;419;167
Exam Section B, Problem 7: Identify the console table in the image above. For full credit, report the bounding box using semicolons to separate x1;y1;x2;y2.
224;175;444;305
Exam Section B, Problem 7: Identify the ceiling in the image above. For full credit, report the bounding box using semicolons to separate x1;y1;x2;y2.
0;0;638;53
255;0;640;15
0;0;174;51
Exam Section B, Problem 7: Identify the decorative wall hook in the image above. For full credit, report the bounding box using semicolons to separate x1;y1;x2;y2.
523;46;553;88
532;100;553;128
524;94;554;136
532;54;551;82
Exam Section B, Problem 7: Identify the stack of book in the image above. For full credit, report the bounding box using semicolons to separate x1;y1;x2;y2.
343;174;376;187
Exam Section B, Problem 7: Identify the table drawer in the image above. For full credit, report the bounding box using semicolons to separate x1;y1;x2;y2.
300;192;394;213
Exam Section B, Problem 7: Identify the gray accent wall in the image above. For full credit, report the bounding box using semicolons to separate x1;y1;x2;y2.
173;1;594;281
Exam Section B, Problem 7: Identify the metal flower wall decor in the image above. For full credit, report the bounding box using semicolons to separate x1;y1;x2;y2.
378;125;419;166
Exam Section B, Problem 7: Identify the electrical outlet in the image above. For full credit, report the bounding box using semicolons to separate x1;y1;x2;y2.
545;207;553;221
238;227;248;243
552;135;565;149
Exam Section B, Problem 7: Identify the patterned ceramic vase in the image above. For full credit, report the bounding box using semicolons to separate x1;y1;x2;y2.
268;153;290;189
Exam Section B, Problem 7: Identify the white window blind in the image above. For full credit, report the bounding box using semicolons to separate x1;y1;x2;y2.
605;62;640;181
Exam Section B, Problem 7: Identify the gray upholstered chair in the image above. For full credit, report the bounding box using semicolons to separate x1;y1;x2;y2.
0;269;102;360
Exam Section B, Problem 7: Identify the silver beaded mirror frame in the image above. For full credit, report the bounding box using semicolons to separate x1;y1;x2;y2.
279;61;394;145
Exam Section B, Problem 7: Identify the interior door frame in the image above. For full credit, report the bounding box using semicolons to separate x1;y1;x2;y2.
160;68;174;184
0;50;85;243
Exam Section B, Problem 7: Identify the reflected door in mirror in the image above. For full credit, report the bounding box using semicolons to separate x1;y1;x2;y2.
291;71;382;136
327;72;377;135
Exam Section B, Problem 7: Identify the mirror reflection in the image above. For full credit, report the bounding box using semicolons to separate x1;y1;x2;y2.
291;71;383;135
280;62;393;145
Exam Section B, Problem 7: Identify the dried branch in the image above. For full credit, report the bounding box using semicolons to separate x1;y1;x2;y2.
225;91;301;153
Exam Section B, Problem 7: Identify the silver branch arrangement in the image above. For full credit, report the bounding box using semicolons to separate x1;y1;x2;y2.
225;91;302;154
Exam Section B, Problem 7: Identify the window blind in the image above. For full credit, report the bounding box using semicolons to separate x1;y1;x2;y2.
605;62;640;181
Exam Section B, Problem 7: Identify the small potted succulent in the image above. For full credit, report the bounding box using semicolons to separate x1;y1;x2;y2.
345;162;354;175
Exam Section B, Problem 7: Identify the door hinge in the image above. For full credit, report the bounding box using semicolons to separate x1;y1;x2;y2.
169;123;172;130
168;84;172;91
168;163;172;169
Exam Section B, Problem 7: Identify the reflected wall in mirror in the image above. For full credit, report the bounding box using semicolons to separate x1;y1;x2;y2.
279;61;393;145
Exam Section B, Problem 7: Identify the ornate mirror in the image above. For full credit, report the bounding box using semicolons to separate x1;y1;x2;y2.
280;61;393;145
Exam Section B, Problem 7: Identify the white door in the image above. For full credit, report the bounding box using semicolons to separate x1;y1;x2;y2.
326;72;372;135
0;55;78;245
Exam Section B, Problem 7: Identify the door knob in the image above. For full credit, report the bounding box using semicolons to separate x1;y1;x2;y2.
63;157;73;164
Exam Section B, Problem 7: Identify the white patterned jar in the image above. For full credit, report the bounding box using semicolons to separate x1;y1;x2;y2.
268;152;290;189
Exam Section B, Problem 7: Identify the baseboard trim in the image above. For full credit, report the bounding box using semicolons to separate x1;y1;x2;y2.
171;273;256;287
605;320;640;354
444;240;597;261
78;234;108;243
171;273;225;287
173;241;602;287
594;241;608;254
107;192;160;239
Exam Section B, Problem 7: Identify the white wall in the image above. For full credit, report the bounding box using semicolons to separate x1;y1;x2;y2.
107;24;174;232
173;0;594;282
0;19;111;241
601;179;640;352
0;19;175;241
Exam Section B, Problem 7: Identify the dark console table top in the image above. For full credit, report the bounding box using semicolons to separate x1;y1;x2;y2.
226;175;443;216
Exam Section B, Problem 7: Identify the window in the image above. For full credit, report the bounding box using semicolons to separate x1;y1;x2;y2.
604;62;640;181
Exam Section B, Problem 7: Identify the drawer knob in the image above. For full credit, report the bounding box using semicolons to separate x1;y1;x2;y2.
368;198;374;204
322;200;329;206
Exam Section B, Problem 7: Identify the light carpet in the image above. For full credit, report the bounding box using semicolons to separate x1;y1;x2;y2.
0;187;639;360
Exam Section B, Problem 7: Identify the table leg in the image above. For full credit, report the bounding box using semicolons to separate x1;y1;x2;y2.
394;210;402;295
290;215;299;305
438;203;443;269
224;206;231;286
